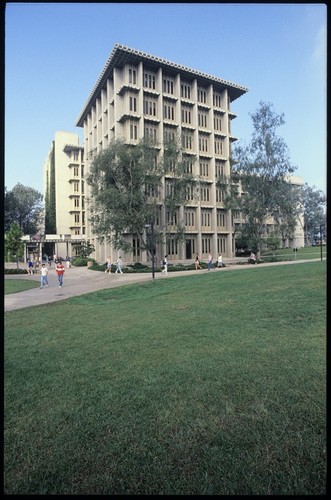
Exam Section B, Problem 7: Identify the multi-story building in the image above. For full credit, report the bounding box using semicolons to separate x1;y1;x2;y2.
76;44;249;264
43;131;86;259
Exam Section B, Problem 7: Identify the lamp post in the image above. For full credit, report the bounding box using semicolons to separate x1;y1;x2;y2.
145;223;155;279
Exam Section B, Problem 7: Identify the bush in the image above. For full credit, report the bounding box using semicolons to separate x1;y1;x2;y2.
4;268;28;275
71;257;96;267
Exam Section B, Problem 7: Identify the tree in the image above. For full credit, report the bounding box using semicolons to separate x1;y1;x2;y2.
77;242;95;258
300;183;326;245
5;183;44;235
86;136;196;255
5;224;24;267
224;101;298;254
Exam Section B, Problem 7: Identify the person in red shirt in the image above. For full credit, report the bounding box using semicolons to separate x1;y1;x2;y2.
55;260;65;287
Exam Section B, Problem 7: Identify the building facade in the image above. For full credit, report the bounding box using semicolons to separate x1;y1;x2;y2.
76;44;249;265
42;131;86;259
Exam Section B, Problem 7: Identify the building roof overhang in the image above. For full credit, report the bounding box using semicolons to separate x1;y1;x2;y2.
76;44;248;127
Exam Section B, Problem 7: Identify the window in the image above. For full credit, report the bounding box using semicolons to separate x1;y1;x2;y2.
185;209;195;227
163;103;175;120
199;137;208;153
199;161;209;177
201;210;211;227
200;186;210;202
130;123;138;140
182;133;193;150
202;237;211;254
73;166;79;177
73;182;79;192
73;151;79;161
74;198;80;208
133;237;140;257
163;77;174;94
217;236;226;254
164;128;175;142
215;140;223;155
185;186;194;201
181;82;191;99
166;210;178;226
214;114;222;131
144;98;157;116
74;214;80;223
129;67;137;84
197;87;207;104
144;72;156;89
181;106;191;124
215;161;224;178
167;237;178;257
213;92;222;108
144;126;157;142
129;96;137;112
184;159;193;174
216;188;224;203
217;210;226;227
198;112;208;128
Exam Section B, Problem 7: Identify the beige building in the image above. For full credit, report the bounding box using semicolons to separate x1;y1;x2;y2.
76;44;249;264
43;131;86;259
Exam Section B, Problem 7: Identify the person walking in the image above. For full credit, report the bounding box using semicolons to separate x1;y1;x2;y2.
105;256;112;274
207;253;213;271
162;255;168;274
115;257;123;274
217;253;223;269
40;263;49;288
55;260;65;287
195;254;202;270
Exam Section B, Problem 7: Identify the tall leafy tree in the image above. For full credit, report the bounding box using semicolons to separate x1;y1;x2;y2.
301;183;326;244
5;223;24;267
86;136;196;254
5;183;43;235
224;101;298;253
161;135;197;243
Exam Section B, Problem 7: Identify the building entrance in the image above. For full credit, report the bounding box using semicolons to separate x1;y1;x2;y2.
186;239;192;259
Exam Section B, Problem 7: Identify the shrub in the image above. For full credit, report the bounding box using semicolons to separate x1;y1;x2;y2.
71;257;96;267
4;268;28;275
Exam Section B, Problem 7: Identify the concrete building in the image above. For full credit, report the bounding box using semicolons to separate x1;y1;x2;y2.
75;44;304;265
42;131;86;259
76;44;249;265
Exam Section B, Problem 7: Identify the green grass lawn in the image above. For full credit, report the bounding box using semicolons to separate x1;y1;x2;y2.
260;244;326;261
5;279;40;294
4;261;326;495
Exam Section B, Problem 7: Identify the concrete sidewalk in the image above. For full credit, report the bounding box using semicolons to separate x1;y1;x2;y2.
4;258;322;312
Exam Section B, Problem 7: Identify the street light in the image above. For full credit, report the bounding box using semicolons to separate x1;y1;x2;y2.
145;223;155;279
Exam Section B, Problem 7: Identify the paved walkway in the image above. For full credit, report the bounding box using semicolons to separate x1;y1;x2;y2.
4;258;323;312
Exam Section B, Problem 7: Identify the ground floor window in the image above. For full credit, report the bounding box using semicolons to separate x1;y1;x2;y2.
217;236;226;254
166;237;178;258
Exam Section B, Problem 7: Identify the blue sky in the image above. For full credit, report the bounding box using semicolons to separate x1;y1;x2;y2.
5;2;327;195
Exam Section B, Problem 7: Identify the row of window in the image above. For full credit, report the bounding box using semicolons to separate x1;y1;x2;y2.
126;93;227;132
128;67;226;108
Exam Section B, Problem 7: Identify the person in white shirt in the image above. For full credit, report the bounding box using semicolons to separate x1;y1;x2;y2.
162;255;168;274
40;264;49;288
